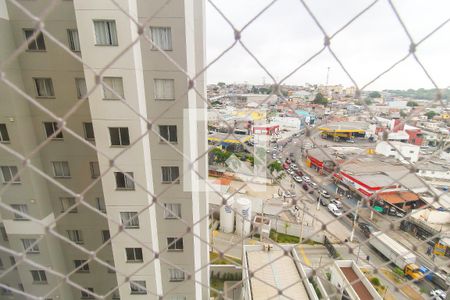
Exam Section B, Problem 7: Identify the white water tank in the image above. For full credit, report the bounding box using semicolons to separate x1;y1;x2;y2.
235;197;252;237
220;196;235;233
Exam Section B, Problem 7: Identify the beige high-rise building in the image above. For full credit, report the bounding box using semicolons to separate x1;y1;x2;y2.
0;0;209;299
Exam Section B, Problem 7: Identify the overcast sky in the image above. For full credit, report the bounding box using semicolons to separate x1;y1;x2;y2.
205;0;450;90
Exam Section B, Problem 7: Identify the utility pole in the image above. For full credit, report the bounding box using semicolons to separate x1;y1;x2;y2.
350;200;361;242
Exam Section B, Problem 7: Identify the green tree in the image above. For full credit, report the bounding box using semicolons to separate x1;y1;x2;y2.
407;100;418;107
364;98;373;105
425;111;437;120
217;82;226;87
312;93;328;106
400;110;407;118
268;161;282;173
369;91;381;98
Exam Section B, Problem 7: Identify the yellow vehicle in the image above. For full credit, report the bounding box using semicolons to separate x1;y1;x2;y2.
404;263;424;280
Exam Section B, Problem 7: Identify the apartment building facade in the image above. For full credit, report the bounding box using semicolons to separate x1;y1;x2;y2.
0;0;208;299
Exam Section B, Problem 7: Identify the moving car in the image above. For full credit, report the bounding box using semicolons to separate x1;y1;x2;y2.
302;176;311;183
430;289;446;300
293;175;303;183
358;222;375;237
328;203;342;217
330;199;343;209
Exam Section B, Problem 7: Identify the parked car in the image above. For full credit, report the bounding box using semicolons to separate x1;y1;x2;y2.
358;222;375;237
328;203;342;217
346;139;355;143
282;191;294;198
302;183;309;191
388;206;406;218
302;176;311;183
283;163;290;170
330;199;343;209
295;170;303;177
291;164;298;171
320;190;331;198
293;175;303;183
272;153;277;159
285;158;292;164
430;289;446;300
308;182;318;189
287;168;295;175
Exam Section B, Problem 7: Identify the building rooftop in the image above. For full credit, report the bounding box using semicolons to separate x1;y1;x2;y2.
208;133;252;144
378;191;419;204
319;121;369;132
340;267;373;300
245;249;309;300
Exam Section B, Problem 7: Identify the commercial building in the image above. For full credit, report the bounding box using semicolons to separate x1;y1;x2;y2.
318;122;368;141
375;141;420;163
0;1;208;299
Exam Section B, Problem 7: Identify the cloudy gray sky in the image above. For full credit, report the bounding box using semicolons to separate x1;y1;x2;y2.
205;0;450;90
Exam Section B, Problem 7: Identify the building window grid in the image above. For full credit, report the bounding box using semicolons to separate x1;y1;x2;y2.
60;197;77;213
95;197;106;213
125;248;143;263
93;20;118;46
24;29;46;51
74;260;90;273
0;226;7;241
167;237;184;251
30;270;47;284
52;161;71;178
164;203;181;219
161;166;180;183
169;268;185;282
83;122;95;141
154;79;175;100
102;77;124;100
159;125;178;143
89;161;100;178
43;122;63;139
11;204;29;220
21;239;39;254
75;78;87;99
109;127;130;146
0;258;3;269
114;172;135;190
34;78;54;97
120;212;140;229
81;288;94;299
130;281;147;295
0;124;10;143
67;230;83;244
67;29;80;52
1;166;21;184
149;27;172;50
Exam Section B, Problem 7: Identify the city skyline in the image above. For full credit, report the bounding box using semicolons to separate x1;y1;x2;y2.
206;0;450;90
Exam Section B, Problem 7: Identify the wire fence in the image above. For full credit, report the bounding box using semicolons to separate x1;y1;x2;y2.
0;0;449;299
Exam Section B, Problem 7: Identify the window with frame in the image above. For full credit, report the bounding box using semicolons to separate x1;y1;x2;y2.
34;78;54;97
67;29;80;52
159;125;177;143
101;230;110;243
11;204;29;220
67;230;83;244
169;268;185;282
95;197;106;213
83;122;95;141
43;122;63;139
89;162;100;178
52;161;70;178
21;239;39;253
0;124;10;143
74;260;90;273
150;27;172;50
120;212;139;228
164;203;181;219
9;256;15;267
1;166;20;183
75;78;87;99
0;226;7;241
161;166;179;183
130;280;147;295
93;20;118;46
81;288;94;299
109;127;130;146
125;248;143;262
24;29;46;51
30;270;47;284
102;77;124;99
114;172;135;190
167;237;183;251
60;197;77;213
154;79;175;100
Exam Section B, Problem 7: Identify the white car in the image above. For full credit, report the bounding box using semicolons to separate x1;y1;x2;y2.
272;153;277;159
308;182;318;189
302;176;311;182
287;169;295;175
430;289;446;300
331;199;343;209
291;164;298;171
328;203;342;217
293;175;303;183
282;191;293;198
320;190;331;198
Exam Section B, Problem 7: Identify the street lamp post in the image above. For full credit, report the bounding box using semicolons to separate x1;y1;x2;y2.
350;200;361;242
